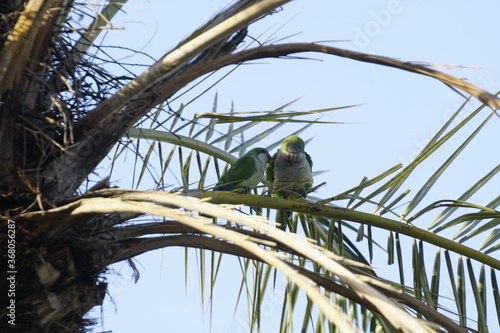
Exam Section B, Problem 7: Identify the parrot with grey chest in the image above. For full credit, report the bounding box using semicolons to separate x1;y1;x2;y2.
267;135;313;198
267;136;313;228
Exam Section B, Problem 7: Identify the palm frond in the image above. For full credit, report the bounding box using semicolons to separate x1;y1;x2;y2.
126;128;236;163
429;164;500;230
117;90;500;331
403;112;495;220
23;189;455;332
195;105;355;123
491;269;500;327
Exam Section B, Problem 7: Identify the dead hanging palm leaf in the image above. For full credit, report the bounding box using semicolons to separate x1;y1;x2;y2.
193;43;500;111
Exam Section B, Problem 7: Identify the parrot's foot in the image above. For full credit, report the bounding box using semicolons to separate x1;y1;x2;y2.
285;189;307;200
233;186;250;194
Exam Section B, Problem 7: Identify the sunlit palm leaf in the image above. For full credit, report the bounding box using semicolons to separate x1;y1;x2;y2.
170;104;185;131
457;255;467;327
387;231;395;265
210;98;301;145
198;153;212;190
322;163;403;206
395;233;405;287
458;218;500;244
433;208;500;236
430;249;441;311
429;164;500;230
199;248;206;306
467;260;487;333
134;141;157;188
158;145;177;189
196;105;355;123
229;121;289;154
491;269;500;327
127;128;236;162
403;112;494;220
481;229;500;254
363;100;487;214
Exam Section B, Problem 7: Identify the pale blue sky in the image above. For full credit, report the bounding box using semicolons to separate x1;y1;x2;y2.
87;1;500;331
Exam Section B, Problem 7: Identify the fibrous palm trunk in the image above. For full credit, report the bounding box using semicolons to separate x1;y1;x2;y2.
0;1;279;331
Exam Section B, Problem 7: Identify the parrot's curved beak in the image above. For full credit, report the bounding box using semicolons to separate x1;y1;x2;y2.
288;152;297;163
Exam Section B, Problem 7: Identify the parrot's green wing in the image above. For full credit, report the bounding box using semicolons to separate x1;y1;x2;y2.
216;154;257;190
306;152;313;170
305;152;314;191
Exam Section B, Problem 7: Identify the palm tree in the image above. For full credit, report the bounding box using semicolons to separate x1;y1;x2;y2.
1;1;498;332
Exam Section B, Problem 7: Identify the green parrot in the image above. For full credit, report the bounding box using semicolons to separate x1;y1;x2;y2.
267;136;313;198
214;147;272;193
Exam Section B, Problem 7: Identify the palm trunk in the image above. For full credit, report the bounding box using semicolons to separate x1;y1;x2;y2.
0;1;282;331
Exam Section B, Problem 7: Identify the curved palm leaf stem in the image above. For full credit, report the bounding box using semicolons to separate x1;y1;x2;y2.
206;43;500;110
126;128;236;163
202;192;500;270
70;200;360;330
43;189;432;331
114;235;466;333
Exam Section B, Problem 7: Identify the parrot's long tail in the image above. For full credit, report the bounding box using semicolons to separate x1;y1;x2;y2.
276;210;294;231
